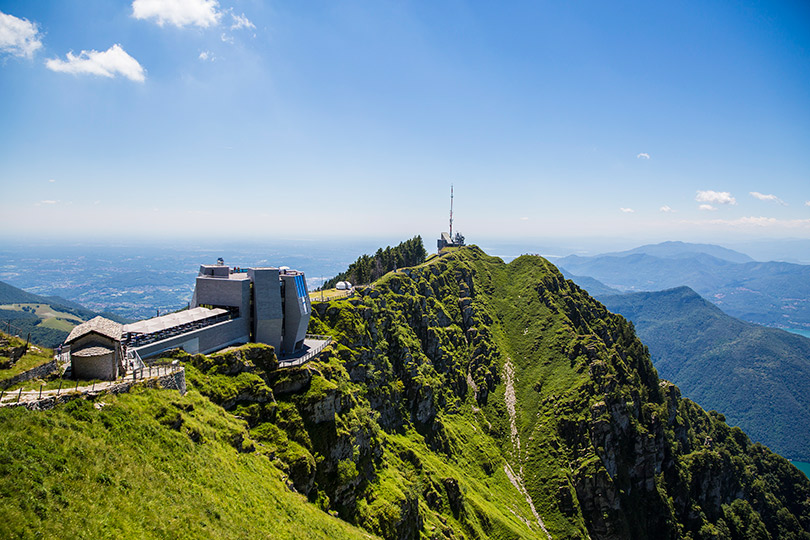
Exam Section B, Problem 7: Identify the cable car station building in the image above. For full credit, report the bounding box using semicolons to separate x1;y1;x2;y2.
122;262;311;360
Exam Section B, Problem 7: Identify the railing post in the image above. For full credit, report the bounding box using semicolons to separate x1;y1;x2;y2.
39;384;42;399
17;388;22;403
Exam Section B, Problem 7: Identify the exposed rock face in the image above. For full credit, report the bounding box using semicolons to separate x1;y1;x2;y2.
184;247;810;540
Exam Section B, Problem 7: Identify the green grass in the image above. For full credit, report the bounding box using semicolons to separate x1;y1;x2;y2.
38;317;76;332
0;303;83;324
2;246;809;539
0;388;378;540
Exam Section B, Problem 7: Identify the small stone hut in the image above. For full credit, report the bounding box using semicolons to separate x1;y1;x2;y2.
65;316;124;380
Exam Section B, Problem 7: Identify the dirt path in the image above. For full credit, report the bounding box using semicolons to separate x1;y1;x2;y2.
503;357;551;539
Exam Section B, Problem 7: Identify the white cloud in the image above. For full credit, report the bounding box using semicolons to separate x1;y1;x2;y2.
659;205;673;213
806;201;810;207
45;44;146;82
750;191;787;205
520;217;529;221
48;179;55;183
220;32;234;44
696;190;736;206
620;207;635;213
132;0;221;28
0;10;43;58
699;204;716;211
230;12;255;30
636;153;650;160
199;50;213;61
35;200;58;206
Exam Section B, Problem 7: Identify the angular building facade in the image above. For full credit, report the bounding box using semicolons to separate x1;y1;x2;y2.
124;262;312;360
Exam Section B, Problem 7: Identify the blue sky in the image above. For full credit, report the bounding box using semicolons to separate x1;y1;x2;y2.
1;0;809;247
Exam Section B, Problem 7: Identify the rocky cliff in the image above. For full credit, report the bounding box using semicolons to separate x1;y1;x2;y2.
184;246;810;539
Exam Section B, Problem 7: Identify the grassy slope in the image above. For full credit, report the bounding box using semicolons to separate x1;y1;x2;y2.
0;280;128;347
0;333;55;385
0;387;377;540
313;247;810;538
1;247;809;540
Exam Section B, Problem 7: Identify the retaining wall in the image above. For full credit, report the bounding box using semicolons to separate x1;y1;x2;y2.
2;367;186;411
0;359;58;391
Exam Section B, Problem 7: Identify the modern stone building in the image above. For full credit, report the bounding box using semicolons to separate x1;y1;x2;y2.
65;316;125;380
123;262;312;360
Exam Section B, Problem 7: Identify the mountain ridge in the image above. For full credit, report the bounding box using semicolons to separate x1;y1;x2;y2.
557;245;810;330
0;279;128;346
599;285;810;461
1;245;808;539
598;241;755;263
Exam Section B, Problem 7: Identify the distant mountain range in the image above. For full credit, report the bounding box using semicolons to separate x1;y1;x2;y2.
0;280;126;347
599;240;755;263
557;241;810;330
599;286;810;461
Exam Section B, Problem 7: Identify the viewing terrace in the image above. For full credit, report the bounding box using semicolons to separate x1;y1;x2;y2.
122;307;235;348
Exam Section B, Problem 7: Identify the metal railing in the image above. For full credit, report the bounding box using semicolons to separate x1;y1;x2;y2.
278;335;332;368
0;363;184;406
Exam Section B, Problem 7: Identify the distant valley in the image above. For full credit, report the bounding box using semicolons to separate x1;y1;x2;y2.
0;242;369;320
0;280;126;347
598;286;810;461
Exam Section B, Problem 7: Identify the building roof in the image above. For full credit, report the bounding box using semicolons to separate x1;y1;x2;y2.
123;306;228;335
72;345;114;357
65;316;123;344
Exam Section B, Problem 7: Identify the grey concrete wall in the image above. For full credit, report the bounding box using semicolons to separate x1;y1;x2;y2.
249;268;283;351
133;318;249;359
193;275;251;318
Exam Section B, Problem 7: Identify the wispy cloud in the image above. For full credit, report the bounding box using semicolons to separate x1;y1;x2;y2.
230;12;254;30
0;10;43;58
132;0;221;28
46;44;146;82
220;33;234;44
750;191;787;205
636;152;650;160
692;216;810;228
806;201;810;207
659;205;673;213
696;190;736;206
199;50;213;61
519;217;529;221
48;178;55;183
36;200;59;206
699;204;716;211
620;207;635;213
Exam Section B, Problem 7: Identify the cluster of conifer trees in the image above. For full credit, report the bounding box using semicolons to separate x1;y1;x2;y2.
321;236;427;289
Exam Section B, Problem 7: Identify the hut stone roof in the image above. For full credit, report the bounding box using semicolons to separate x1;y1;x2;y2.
65;316;123;344
72;345;114;357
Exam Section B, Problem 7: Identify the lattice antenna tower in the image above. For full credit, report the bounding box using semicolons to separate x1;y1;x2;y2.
449;185;454;240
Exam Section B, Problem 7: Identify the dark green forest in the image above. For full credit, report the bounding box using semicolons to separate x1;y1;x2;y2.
321;235;427;289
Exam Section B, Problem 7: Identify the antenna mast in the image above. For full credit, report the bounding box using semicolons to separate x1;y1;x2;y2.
449;185;454;240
